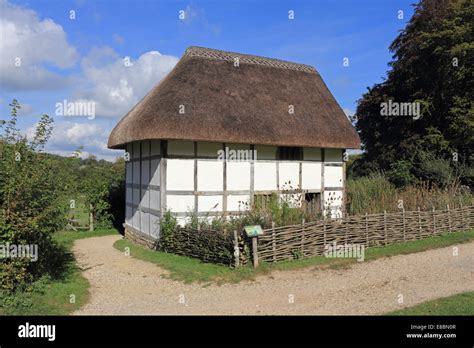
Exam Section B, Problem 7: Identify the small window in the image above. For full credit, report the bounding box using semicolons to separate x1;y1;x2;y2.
277;146;303;160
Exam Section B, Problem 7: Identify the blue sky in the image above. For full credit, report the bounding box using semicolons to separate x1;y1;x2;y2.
0;0;415;160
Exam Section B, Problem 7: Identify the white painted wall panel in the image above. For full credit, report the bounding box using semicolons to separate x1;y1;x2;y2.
227;195;250;211
133;162;140;184
167;159;194;191
126;144;133;160
325;149;342;162
150;140;161;155
254;162;277;190
226;162;250;190
302;162;322;190
141;140;150;157
304;147;322;161
141;160;150;185
132;188;140;206
197;142;221;157
150;189;160;210
150;159;160;186
279;162;300;189
198;161;223;191
132;142;140;159
255;145;276;160
150;215;160;238
125;206;132;225
167;195;195;212
126;162;132;183
132;207;140;229
324;166;343;188
126;187;132;203
140;212;150;235
140;189;150;209
323;190;343;219
168;140;194;156
198;195;223;212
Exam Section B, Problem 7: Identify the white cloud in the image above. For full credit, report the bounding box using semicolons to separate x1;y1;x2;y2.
75;47;179;117
0;0;78;90
25;120;119;160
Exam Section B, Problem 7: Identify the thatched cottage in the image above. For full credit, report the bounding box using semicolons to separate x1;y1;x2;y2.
108;46;360;241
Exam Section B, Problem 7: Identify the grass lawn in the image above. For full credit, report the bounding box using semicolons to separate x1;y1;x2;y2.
113;228;474;284
388;291;474;315
0;228;118;315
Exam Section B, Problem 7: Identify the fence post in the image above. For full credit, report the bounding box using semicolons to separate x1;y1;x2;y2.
432;206;436;235
301;218;305;258
89;204;94;231
233;230;240;268
460;202;464;229
272;222;276;263
365;212;369;247
384;210;387;245
251;237;259;268
447;204;451;233
402;208;406;242
418;207;422;239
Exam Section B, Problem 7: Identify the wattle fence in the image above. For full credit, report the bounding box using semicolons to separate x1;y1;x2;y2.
255;205;473;263
130;205;474;267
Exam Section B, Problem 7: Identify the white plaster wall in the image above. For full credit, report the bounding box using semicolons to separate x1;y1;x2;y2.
254;162;277;190
126;162;132;183
150;189;160;210
324;166;343;188
141;160;150;185
132;142;140;159
323;190;343;219
198;195;223;212
126;187;132;203
279;162;300;189
167;159;194;191
125;206;132;225
304;147;322;161
150;159;160;186
226;162;250;191
150;140;161;156
132;162;140;184
132;207;140;229
140;211;150;235
325;149;342;162
167;195;194;212
141;140;150;157
168;140;194;156
227;194;250;211
255;145;277;160
150;215;160;238
197;142;221;157
140;189;150;208
197;161;223;191
132;188;140;206
302;162;322;190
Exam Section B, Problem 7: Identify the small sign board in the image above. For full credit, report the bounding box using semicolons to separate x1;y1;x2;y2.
244;225;264;238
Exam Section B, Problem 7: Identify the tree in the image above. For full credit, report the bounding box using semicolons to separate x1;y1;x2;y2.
352;0;473;188
0;100;69;291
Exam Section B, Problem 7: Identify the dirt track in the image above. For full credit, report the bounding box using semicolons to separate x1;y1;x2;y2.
72;235;474;315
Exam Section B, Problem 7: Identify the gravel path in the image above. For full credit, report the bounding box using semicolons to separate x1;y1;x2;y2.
72;235;474;315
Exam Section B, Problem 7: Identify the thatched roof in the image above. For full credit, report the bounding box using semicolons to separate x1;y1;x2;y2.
108;47;360;149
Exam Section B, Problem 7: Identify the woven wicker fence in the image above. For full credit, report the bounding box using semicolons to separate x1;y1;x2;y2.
256;205;474;263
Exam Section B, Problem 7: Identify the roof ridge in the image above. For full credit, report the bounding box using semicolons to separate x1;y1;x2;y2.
184;46;317;74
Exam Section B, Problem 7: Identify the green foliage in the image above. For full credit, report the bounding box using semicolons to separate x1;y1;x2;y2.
0;100;69;291
159;210;177;249
353;0;473;188
387;160;417;188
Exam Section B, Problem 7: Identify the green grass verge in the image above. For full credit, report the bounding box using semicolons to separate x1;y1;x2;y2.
114;228;474;284
388;292;474;315
0;228;118;315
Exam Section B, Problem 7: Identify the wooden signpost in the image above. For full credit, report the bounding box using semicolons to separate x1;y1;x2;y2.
244;225;264;268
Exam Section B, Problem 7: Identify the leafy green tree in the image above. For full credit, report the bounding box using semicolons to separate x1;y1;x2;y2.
0;100;69;291
352;0;473;188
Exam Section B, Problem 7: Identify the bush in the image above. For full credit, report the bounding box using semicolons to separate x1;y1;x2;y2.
0;100;69;291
